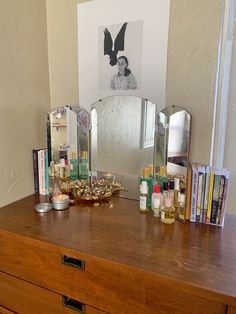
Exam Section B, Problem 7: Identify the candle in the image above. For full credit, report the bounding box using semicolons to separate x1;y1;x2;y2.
102;173;115;182
52;194;69;210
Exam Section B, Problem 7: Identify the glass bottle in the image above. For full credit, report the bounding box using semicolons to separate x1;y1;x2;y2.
178;193;186;221
139;181;148;213
152;184;163;211
70;152;78;180
161;197;175;224
174;177;180;210
153;197;161;217
79;151;89;179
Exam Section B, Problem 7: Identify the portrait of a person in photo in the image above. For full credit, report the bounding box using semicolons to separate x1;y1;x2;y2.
110;55;137;90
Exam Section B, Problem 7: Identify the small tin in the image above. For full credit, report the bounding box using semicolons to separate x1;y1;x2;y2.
52;194;70;211
35;202;52;213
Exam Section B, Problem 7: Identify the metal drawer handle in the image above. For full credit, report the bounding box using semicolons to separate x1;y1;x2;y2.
61;255;85;270
62;296;85;313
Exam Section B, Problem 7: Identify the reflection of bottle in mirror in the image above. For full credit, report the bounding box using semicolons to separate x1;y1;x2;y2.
152;184;163;212
174;177;180;210
79;151;88;180
65;159;70;178
161;197;175;224
178;193;186;220
70;152;78;180
60;159;66;179
49;161;55;177
139;181;148;213
156;165;168;192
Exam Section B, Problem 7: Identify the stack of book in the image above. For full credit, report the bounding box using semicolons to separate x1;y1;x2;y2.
186;163;230;227
32;148;49;195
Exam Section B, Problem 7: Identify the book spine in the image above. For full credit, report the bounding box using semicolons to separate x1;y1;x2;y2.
206;171;215;223
190;165;198;222
202;166;210;223
45;149;49;195
32;149;39;194
38;150;46;195
216;175;225;225
185;165;192;221
220;172;230;227
210;173;221;224
196;173;203;222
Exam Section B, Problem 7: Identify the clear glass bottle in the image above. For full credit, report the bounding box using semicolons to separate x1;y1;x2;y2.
153;197;161;217
152;184;163;211
174;177;180;210
168;180;175;203
139;167;153;209
178;193;186;221
162;181;169;202
161;197;175;224
139;181;148;213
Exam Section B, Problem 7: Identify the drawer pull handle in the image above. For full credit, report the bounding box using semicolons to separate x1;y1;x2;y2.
61;255;85;270
62;296;85;313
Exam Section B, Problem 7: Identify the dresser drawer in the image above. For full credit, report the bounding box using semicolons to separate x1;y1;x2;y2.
0;271;107;314
0;230;226;314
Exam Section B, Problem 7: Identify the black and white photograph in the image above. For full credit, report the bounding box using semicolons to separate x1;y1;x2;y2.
98;20;143;91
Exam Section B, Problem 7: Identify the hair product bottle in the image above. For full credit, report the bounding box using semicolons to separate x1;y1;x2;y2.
139;181;148;213
161;197;175;224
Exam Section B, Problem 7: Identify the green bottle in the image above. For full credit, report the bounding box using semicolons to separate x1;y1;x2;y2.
79;151;88;180
70;152;78;180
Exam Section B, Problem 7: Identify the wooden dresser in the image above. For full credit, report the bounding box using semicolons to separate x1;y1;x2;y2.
0;195;236;313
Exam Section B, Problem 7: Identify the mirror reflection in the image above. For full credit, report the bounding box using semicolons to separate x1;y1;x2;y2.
91;96;156;177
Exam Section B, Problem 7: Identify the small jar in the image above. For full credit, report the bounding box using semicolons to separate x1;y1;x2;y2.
161;197;175;224
51;194;69;210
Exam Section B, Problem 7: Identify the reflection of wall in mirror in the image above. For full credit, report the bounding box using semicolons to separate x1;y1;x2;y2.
91;96;154;176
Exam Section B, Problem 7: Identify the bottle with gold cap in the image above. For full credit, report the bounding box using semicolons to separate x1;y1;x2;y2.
139;167;153;209
79;151;88;180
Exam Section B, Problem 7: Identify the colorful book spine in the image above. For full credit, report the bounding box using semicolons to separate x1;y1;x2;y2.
206;170;215;223
38;149;46;195
219;170;231;227
210;169;222;224
185;165;192;221
202;166;210;223
215;174;225;225
32;149;40;194
45;149;49;195
190;163;198;222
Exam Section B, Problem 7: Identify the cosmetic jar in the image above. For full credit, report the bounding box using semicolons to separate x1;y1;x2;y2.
35;202;52;213
52;194;70;211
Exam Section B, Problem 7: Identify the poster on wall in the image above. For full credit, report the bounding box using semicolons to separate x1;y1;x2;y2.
78;0;170;110
98;20;143;91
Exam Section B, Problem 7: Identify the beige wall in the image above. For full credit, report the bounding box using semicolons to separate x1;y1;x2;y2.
224;21;236;213
0;0;51;207
166;0;223;164
46;0;79;108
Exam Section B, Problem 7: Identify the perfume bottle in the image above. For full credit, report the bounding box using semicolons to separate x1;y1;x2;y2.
168;180;175;203
79;151;88;180
162;181;169;202
59;158;66;179
139;181;148;213
161;197;175;224
178;193;186;221
139;167;153;209
153;197;161;217
70;152;78;180
152;184;163;211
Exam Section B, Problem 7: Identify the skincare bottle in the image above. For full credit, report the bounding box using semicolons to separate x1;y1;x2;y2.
153;197;161;217
162;181;169;202
79;151;89;180
152;184;163;211
177;193;186;221
161;197;175;224
168;180;175;203
70;152;78;180
174;177;180;210
139;181;148;213
139;167;153;209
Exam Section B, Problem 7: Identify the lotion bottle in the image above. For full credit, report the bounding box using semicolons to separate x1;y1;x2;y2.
139;181;148;213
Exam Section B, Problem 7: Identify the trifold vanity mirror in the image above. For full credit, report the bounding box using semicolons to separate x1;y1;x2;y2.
47;97;191;221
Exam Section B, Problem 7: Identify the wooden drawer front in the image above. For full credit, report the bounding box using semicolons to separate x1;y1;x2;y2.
0;271;106;314
0;231;226;314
